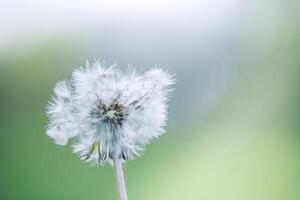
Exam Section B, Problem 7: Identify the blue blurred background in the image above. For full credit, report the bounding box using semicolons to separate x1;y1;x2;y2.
0;0;299;199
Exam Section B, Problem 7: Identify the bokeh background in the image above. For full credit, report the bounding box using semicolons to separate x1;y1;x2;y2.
0;0;299;199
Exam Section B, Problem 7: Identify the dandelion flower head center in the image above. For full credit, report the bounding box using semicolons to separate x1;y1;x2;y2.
91;99;126;129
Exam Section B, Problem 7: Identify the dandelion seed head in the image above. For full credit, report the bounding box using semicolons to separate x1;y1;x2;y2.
46;61;175;165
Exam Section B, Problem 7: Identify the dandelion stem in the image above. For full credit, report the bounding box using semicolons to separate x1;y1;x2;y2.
113;155;128;200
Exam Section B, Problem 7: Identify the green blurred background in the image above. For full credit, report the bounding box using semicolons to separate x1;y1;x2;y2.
0;0;300;199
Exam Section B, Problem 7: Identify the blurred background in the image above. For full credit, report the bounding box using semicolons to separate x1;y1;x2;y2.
0;0;299;199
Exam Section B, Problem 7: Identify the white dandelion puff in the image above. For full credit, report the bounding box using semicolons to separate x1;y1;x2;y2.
46;61;175;165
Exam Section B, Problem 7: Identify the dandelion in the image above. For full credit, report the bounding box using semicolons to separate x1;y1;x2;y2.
46;61;175;200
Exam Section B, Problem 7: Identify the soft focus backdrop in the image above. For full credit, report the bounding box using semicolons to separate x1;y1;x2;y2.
0;0;300;200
